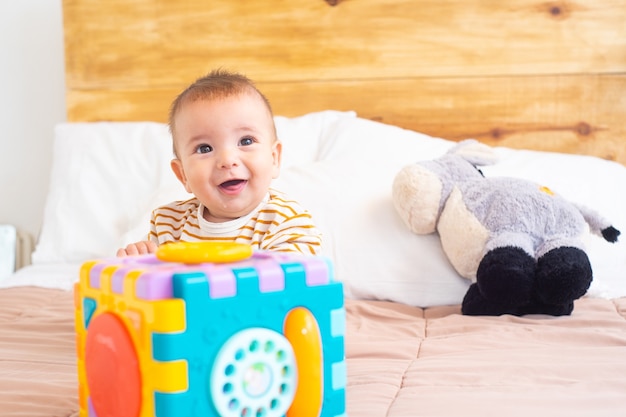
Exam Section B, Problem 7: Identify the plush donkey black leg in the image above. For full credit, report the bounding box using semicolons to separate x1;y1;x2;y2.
462;283;521;316
535;246;592;306
516;297;574;316
462;247;536;316
475;246;536;307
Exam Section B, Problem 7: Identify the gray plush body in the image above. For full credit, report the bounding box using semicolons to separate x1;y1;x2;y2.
392;140;620;316
462;177;586;256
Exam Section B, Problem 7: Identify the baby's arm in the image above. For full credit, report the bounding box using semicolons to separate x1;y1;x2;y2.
116;240;158;257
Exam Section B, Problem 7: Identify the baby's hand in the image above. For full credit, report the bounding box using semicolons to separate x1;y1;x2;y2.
116;241;158;257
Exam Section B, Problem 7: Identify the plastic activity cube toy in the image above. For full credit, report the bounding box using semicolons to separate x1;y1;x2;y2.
74;242;346;417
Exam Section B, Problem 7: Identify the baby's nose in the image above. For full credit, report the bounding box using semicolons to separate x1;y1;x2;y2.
217;149;239;168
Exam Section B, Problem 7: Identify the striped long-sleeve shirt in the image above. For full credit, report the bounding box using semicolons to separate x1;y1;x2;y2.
147;189;322;255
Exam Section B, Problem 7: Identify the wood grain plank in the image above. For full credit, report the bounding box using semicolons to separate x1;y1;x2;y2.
63;0;626;88
66;74;626;165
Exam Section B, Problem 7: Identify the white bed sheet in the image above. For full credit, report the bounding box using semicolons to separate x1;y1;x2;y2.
0;263;81;291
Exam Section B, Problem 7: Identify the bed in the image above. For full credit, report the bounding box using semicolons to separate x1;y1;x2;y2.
2;0;626;416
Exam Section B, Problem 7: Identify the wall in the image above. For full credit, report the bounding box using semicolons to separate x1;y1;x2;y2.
0;0;66;241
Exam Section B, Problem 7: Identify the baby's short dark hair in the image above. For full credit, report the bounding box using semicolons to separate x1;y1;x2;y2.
169;69;274;156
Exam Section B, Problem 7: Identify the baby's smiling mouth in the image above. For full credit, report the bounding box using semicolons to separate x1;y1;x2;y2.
219;179;247;193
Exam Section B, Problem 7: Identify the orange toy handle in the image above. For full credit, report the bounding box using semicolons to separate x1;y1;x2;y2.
284;307;323;417
156;241;252;264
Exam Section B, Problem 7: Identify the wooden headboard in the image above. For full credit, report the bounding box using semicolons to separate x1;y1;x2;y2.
62;0;626;165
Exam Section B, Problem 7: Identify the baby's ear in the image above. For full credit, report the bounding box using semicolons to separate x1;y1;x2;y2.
272;141;283;177
170;159;192;192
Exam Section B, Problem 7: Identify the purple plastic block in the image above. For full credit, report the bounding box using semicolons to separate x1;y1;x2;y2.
89;262;109;289
227;252;286;292
255;258;285;292
250;251;277;261
135;268;178;300
122;254;163;266
200;265;237;299
94;251;326;300
111;266;136;294
302;257;330;286
250;250;328;286
88;255;155;290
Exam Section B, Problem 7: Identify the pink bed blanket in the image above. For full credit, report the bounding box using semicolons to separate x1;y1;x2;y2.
1;287;625;416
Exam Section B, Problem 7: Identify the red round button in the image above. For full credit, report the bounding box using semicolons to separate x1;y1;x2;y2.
85;312;142;417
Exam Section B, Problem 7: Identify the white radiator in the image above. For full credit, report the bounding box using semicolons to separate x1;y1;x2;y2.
0;225;16;280
0;225;33;280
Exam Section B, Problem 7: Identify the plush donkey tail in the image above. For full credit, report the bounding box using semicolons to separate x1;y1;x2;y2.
601;226;621;243
574;202;621;243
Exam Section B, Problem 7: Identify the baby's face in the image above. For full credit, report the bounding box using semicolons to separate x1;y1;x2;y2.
170;92;281;222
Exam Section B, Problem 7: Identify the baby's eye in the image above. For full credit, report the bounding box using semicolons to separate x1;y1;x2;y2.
196;144;213;154
239;136;254;146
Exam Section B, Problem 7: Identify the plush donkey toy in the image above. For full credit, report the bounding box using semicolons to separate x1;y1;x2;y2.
392;140;620;316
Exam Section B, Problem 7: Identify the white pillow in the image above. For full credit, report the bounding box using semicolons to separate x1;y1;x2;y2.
32;112;626;306
274;110;351;167
274;159;471;306
32;122;191;263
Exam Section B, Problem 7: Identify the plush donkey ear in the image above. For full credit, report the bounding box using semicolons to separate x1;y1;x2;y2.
447;139;499;166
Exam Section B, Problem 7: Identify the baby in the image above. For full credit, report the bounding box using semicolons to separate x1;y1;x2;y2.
117;70;322;256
